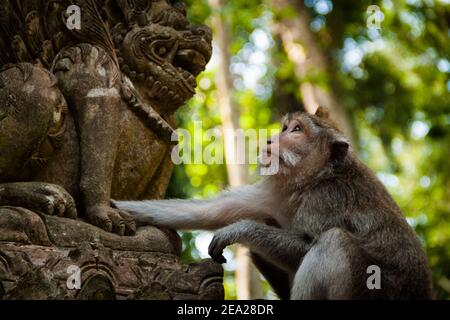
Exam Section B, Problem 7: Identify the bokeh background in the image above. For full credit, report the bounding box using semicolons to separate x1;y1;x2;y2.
166;0;450;299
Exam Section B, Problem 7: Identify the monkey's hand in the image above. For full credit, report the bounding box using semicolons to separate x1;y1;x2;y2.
208;220;252;263
86;205;136;236
0;182;77;219
208;230;232;263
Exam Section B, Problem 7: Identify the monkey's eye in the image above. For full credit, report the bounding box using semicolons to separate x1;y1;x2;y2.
292;125;303;132
282;125;288;132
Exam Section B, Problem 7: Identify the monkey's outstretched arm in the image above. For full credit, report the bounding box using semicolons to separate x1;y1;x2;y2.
209;220;311;272
113;183;274;230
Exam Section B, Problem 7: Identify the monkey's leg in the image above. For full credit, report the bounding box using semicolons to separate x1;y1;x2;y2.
250;251;291;300
209;220;311;272
290;228;370;300
53;44;135;235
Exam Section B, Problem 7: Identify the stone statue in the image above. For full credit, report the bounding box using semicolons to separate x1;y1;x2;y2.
0;0;223;299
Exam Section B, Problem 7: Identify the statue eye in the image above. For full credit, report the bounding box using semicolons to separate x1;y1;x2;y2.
157;46;167;56
151;39;176;61
292;125;302;132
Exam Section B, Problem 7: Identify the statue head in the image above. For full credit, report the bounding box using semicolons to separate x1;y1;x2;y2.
0;64;67;181
112;0;212;114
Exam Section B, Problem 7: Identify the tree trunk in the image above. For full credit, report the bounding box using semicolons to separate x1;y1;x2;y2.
271;36;306;117
209;0;263;299
272;0;354;142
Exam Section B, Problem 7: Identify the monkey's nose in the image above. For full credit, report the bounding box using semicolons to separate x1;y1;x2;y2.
267;139;272;145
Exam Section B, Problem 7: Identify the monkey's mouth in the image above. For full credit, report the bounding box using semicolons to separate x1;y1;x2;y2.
264;146;281;158
259;148;277;167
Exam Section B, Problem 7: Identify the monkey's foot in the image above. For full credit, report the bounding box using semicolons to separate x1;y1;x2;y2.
86;205;136;236
0;182;77;219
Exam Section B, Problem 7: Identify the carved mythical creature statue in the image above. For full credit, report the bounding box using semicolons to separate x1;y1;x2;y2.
0;0;223;299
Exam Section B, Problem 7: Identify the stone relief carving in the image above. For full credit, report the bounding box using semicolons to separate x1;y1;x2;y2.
0;0;222;299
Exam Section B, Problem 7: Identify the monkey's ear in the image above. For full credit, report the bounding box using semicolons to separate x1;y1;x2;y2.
315;106;330;119
330;140;349;167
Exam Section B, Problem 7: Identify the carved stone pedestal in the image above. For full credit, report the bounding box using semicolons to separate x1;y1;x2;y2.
0;207;224;300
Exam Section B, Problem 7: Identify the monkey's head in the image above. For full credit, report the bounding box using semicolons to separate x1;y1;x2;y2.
262;107;350;183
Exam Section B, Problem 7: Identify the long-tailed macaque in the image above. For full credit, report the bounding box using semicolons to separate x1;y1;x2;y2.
114;108;433;300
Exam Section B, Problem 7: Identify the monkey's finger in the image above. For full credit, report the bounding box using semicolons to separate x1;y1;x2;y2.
208;239;217;256
208;243;226;263
214;254;227;264
208;240;227;264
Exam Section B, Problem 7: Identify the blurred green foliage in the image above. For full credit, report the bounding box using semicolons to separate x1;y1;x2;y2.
168;0;450;299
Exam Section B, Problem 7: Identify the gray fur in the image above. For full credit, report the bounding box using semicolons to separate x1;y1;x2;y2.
114;112;432;300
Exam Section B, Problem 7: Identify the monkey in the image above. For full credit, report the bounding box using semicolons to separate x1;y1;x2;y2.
113;107;433;300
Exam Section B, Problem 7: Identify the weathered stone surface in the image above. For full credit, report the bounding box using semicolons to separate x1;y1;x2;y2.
0;207;224;300
0;0;223;299
0;0;213;231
